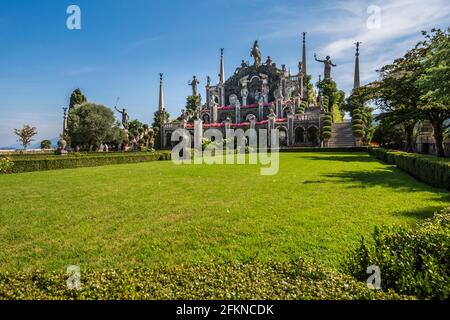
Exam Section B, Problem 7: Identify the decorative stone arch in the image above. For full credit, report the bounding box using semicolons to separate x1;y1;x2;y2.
201;113;210;123
219;112;233;123
277;126;288;147
165;132;173;148
282;105;293;118
243;110;258;122
294;125;306;143
307;125;320;146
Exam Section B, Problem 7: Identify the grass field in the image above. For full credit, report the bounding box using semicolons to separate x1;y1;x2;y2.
0;152;448;273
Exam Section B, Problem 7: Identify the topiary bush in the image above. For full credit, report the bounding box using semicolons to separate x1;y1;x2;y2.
0;260;405;300
322;113;333;141
343;207;450;299
352;108;365;139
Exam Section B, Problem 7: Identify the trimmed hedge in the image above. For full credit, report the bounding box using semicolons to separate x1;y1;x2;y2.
280;147;368;153
369;148;450;190
4;151;171;174
0;260;405;300
344;207;450;299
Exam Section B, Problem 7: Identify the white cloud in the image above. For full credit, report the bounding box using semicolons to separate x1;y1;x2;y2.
323;0;450;58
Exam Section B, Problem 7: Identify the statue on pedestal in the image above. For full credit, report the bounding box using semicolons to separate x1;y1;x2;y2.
250;40;262;67
314;54;337;80
57;135;68;155
240;75;249;106
189;76;200;96
260;73;270;103
115;106;130;130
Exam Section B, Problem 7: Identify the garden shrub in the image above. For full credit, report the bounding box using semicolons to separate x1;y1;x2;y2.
322;113;333;140
369;148;450;190
323;119;332;127
8;151;172;173
0;157;14;173
343;207;450;299
352;108;365;139
0;260;405;300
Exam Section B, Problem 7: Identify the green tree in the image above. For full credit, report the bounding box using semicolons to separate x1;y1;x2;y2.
152;110;170;130
40;139;52;149
317;79;345;111
67;103;116;150
416;28;450;157
14;125;38;150
185;95;202;117
69;88;87;109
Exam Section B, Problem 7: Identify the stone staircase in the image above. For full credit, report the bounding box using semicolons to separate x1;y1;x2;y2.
327;123;356;148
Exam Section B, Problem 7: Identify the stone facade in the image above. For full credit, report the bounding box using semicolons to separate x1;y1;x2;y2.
161;39;329;149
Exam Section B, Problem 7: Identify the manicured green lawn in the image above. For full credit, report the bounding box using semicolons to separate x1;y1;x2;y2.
0;152;448;273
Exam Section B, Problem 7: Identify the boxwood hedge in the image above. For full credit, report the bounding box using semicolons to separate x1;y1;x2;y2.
3;151;171;174
369;148;450;190
0;260;405;300
343;207;450;299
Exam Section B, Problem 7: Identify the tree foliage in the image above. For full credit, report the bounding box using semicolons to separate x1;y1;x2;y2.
67;103;116;150
40;139;52;150
69;88;87;109
348;28;449;156
14;125;38;150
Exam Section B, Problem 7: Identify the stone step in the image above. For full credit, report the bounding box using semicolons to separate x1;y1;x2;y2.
329;123;356;148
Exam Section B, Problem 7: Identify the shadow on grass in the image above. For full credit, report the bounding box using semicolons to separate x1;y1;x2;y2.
393;206;440;220
298;154;379;163
304;166;450;199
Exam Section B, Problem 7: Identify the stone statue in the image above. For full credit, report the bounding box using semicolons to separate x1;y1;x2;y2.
260;73;270;103
115;106;130;129
268;107;276;118
240;75;249;105
314;54;337;80
241;60;248;68
189;76;200;96
57;135;67;154
250;40;262;67
206;76;211;87
265;56;273;66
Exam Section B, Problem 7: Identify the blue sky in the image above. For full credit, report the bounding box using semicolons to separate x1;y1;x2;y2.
0;0;449;146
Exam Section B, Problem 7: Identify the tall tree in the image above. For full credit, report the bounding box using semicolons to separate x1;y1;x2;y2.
14;125;38;150
67;103;116;150
416;28;450;157
69;88;87;109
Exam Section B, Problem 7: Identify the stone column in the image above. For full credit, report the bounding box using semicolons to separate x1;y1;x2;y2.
250;117;256;131
62;107;68;134
212;103;218;123
258;101;264;121
267;114;276;149
194;119;203;160
276;99;283;118
288;114;294;146
235;101;241;124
